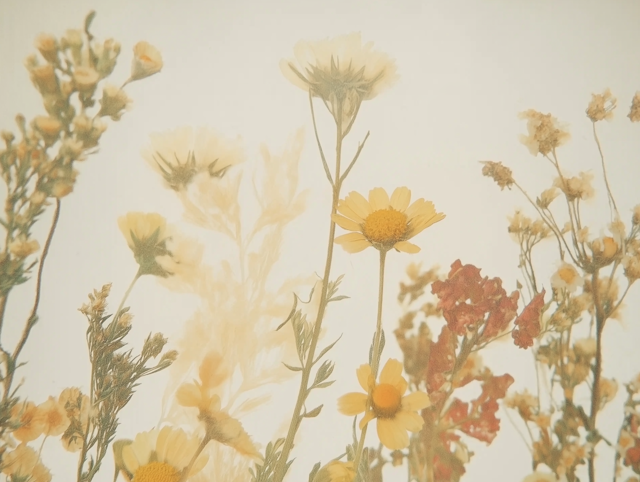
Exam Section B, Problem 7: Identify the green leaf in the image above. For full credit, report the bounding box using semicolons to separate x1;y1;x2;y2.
282;362;303;372
304;404;323;418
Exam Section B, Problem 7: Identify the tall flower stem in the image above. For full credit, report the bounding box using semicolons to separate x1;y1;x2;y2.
352;250;387;477
272;100;345;482
113;269;142;324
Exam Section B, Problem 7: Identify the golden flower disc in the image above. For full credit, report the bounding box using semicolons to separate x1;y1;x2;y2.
558;266;577;284
372;383;401;417
134;461;180;482
362;209;408;245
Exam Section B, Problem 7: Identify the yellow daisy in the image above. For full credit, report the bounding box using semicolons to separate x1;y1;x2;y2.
121;426;208;482
338;359;430;450
332;187;445;254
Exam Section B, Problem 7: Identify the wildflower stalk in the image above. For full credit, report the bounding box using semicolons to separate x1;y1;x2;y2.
352;250;387;476
179;435;211;482
591;122;618;216
272;99;345;482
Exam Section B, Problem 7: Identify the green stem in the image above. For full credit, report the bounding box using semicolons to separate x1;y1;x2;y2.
352;250;387;477
113;269;142;325
272;100;345;482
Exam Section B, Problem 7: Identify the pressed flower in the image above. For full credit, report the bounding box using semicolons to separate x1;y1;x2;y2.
480;160;514;190
312;460;355;482
176;353;260;458
122;427;208;482
281;33;397;124
98;84;132;120
11;401;44;442
519;109;570;156
2;443;51;482
586;88;616;122
33;115;62;145
129;41;163;82
554;172;595;201
522;472;561;482
8;235;40;258
550;263;582;292
58;387;91;452
629;92;640;122
338;358;430;450
574;338;597;358
73;66;100;92
37;396;70;436
333;187;444;254
118;212;171;276
141;126;244;191
35;33;59;63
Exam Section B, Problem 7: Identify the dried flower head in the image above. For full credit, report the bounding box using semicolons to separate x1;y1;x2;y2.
480;161;514;190
281;32;397;124
629;92;640;122
11;401;44;443
550;263;583;293
117;212;171;276
35;33;59;63
312;460;355;482
141;126;244;191
98;84;132;120
333;187;445;253
586;88;617;122
519;109;570;156
121;427;208;482
129;41;163;82
574;338;597;358
537;187;559;209
2;443;51;482
37;396;70;436
73;66;100;92
8;235;40;258
338;358;430;449
554;172;595;201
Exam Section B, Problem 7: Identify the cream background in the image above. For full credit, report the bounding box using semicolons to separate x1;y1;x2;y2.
1;0;640;481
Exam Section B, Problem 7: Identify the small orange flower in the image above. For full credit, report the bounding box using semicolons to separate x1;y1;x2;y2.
338;359;430;450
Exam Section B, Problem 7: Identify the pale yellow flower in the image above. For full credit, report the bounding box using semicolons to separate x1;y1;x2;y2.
129;41;163;82
554;172;595;201
142;126;244;191
574;338;597;358
338;358;430;450
332;187;445;254
9;235;40;258
519;109;570;156
11;401;44;443
156;230;204;292
58;387;91;452
33;115;62;145
312;460;355;482
2;443;51;482
522;471;563;482
73;66;100;92
98;84;132;120
550;263;583;292
281;33;397;123
599;378;618;409
176;353;260;458
122;427;208;482
118;212;171;276
35;33;59;63
37;396;70;437
586;88;617;122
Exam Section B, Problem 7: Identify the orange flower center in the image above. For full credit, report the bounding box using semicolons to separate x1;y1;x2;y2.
134;461;180;482
372;383;401;418
558;266;576;284
362;209;407;246
602;237;617;258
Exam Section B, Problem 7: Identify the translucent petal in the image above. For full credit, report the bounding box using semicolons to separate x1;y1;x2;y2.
394;241;420;253
121;445;140;473
332;214;362;232
190;453;209;475
345;191;372;219
395;375;408;397
156;426;173;464
338;392;368;416
369;187;390;211
175;383;201;407
379;359;403;385
356;364;372;392
390;187;411;211
395;410;424;432
407;212;446;237
377;417;409;450
337;202;365;224
401;391;431;411
335;233;372;253
404;198;430;220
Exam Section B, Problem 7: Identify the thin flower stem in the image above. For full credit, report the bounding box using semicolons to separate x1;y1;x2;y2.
353;250;387;476
273;100;346;482
592;122;618;216
309;92;333;187
339;131;370;186
113;269;142;325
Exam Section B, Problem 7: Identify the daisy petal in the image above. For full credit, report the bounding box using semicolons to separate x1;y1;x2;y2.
390;187;411;211
395;376;408;397
394;241;420;253
356;364;372;391
401;391;431;411
335;233;372;253
346;191;372;219
337;393;368;416
359;410;376;430
395;410;425;432
405;198;430;220
380;359;403;385
408;212;446;237
369;187;390;211
332;214;362;232
122;445;140;473
337;202;365;224
377;417;409;450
